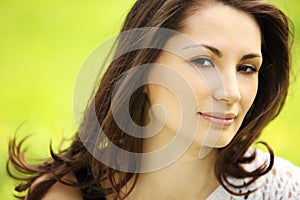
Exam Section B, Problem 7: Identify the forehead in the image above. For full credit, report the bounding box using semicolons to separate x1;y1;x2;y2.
179;4;262;53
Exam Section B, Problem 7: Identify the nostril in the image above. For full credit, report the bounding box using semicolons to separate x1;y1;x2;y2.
211;80;241;104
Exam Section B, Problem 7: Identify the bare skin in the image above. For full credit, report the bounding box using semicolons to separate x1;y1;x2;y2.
123;149;220;200
29;174;82;200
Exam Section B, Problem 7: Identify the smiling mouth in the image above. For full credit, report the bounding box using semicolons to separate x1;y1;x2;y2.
198;112;237;126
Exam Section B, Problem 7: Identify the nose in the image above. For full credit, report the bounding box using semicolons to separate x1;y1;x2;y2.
211;69;241;104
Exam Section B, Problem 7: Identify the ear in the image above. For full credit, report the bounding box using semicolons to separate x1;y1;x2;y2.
143;84;149;94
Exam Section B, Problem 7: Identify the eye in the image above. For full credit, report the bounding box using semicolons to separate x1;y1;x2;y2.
189;56;215;68
237;64;258;74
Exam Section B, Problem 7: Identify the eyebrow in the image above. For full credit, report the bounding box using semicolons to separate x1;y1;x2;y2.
183;44;262;60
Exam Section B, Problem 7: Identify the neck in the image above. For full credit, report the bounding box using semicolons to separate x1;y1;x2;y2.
124;127;220;200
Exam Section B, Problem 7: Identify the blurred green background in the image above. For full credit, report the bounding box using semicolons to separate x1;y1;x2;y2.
0;0;299;199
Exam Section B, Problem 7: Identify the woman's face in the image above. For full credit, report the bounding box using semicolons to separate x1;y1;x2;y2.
146;4;262;149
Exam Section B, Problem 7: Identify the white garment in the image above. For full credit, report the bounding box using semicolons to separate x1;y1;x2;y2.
206;148;300;200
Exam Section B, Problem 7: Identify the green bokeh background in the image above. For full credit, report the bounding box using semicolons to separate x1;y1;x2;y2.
0;0;299;199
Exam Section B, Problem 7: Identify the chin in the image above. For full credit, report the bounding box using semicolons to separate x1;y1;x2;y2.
193;127;236;148
195;135;235;150
207;136;235;148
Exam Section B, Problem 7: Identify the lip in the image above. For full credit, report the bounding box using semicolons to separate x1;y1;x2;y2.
198;112;237;126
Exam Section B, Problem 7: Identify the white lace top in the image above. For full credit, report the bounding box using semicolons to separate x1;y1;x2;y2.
206;148;300;200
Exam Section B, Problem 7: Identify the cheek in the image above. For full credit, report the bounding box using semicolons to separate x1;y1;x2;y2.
146;71;202;133
147;84;180;110
146;84;182;128
188;79;210;111
240;78;258;111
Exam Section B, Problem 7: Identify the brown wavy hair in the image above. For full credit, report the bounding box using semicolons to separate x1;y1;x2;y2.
7;0;294;199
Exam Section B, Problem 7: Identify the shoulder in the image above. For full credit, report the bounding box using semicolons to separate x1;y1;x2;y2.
252;148;300;199
28;173;83;200
209;148;300;200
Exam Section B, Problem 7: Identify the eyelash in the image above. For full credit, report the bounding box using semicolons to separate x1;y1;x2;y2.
189;56;258;74
237;64;258;74
190;56;215;68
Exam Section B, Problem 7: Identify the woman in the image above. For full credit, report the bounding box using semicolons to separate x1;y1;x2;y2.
7;0;300;199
